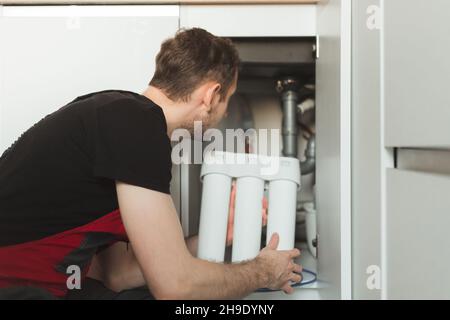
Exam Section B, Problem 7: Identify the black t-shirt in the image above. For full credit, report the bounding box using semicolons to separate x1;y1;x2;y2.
0;90;172;247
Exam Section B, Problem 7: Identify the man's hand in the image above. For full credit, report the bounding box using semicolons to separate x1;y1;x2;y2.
226;182;268;246
256;233;303;294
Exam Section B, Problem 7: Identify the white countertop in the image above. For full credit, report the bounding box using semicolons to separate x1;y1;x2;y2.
0;0;318;4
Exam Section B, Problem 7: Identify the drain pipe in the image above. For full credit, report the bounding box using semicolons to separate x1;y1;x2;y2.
277;78;316;176
276;78;299;158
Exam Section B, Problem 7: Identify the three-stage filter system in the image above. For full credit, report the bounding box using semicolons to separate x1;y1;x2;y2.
197;151;300;263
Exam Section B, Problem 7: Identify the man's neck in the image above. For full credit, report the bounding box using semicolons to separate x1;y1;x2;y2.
142;86;178;136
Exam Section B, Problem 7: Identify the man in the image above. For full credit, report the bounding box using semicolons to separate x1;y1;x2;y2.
0;28;302;300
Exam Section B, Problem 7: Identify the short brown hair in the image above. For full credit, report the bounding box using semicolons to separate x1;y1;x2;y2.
149;28;240;102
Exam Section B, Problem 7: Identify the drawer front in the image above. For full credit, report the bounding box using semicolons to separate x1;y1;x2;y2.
386;169;450;299
383;0;450;148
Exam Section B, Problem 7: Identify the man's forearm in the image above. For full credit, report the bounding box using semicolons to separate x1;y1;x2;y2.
183;237;264;299
180;256;265;300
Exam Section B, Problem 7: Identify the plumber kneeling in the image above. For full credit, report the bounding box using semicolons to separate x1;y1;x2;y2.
0;28;302;300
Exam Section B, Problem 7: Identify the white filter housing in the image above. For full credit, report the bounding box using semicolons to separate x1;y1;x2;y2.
266;179;298;250
232;176;265;262
197;151;300;263
197;173;232;262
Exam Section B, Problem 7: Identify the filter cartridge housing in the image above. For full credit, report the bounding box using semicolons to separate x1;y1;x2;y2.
197;151;300;263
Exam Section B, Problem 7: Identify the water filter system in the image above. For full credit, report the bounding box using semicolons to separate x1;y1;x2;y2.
197;151;301;263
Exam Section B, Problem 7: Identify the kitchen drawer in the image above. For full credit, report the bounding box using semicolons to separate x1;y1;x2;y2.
383;0;450;148
386;169;450;299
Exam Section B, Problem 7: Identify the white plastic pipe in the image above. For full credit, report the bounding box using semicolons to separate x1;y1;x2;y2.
197;173;232;262
231;177;265;262
266;180;298;250
304;202;317;258
298;98;315;115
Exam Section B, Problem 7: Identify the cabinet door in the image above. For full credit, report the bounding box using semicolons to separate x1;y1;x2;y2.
180;4;316;37
315;0;352;299
0;5;179;152
352;0;382;300
386;169;450;299
383;0;450;148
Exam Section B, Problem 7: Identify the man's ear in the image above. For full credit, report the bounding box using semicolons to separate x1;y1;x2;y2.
203;83;221;112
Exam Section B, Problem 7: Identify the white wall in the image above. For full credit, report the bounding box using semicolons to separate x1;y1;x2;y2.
0;5;179;153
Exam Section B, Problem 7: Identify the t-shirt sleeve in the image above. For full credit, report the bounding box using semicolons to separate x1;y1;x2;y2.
92;98;172;194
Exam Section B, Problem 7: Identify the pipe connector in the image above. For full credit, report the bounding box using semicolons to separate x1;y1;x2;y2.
300;135;315;175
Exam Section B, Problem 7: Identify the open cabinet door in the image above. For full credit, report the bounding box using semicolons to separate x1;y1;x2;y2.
315;0;352;299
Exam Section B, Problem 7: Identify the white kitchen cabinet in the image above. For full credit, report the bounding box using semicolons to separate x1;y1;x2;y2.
380;0;450;299
0;5;179;152
178;1;352;300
